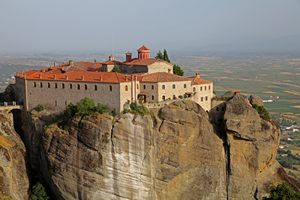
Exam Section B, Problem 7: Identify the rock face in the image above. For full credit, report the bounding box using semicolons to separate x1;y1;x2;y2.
249;95;264;107
20;97;292;200
0;112;29;200
224;94;281;199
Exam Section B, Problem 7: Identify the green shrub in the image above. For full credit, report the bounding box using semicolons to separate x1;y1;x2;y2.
30;182;50;200
253;104;271;121
264;183;300;200
34;104;44;112
62;98;111;122
112;67;121;73
123;102;148;116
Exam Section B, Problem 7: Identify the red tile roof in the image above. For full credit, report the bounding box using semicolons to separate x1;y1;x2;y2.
16;70;134;83
189;76;212;85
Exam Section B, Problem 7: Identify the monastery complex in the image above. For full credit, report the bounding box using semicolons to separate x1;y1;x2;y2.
15;46;213;112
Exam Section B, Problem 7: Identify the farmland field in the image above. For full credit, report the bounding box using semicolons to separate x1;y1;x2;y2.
175;56;300;116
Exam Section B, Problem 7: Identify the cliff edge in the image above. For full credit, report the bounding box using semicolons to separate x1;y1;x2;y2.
18;94;297;200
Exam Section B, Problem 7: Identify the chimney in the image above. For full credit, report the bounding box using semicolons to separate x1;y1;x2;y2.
195;73;200;79
108;55;115;61
69;60;74;66
126;52;132;62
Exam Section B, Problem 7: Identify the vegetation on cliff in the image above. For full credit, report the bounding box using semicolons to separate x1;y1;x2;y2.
123;102;149;116
63;97;113;122
252;104;271;121
30;182;50;200
264;183;300;200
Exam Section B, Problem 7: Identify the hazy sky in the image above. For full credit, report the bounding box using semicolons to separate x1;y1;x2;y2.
1;0;300;54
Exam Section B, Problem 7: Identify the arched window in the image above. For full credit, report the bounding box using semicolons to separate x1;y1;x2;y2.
48;83;50;88
125;85;128;91
152;95;154;100
152;85;154;90
162;85;165;89
143;85;146;90
205;96;208;101
173;95;176;99
209;85;211;90
205;86;207;91
200;87;203;91
33;82;37;87
85;84;88;90
172;84;176;89
184;84;187;88
109;85;112;91
62;83;65;89
162;95;166;101
55;83;58;89
77;84;80;90
94;85;97;91
70;84;72;89
193;87;196;92
40;82;43;88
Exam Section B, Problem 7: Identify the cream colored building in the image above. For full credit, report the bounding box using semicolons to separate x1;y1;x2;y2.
15;46;214;113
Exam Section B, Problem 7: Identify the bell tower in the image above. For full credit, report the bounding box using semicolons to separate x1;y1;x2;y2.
137;45;150;60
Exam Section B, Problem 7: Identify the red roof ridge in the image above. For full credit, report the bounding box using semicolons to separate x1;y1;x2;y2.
138;45;150;51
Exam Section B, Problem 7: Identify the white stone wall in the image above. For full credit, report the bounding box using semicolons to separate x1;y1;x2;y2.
157;81;192;101
191;83;214;111
25;79;122;112
147;62;173;74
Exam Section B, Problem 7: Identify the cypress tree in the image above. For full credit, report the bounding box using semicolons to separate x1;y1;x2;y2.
163;49;170;63
155;50;164;60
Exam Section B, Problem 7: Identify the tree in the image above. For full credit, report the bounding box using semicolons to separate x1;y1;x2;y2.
173;64;184;76
155;50;164;60
30;182;50;200
111;67;121;73
264;183;300;200
76;97;96;117
163;49;170;63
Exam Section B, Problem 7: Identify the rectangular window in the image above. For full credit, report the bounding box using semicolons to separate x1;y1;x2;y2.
162;85;165;89
173;84;176;89
209;85;211;90
200;87;202;91
184;84;187;88
144;85;146;90
152;96;154;100
205;86;207;91
201;97;203;102
152;85;154;90
205;96;208;101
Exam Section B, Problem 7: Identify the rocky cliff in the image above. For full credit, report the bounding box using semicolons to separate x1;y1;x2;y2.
0;112;29;200
18;94;295;200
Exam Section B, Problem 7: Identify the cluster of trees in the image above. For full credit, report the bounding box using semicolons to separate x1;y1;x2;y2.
63;97;114;123
155;49;184;76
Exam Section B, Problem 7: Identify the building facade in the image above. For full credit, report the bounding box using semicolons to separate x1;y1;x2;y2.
15;46;213;113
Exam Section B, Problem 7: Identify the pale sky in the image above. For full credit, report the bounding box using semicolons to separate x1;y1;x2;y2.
0;0;300;54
